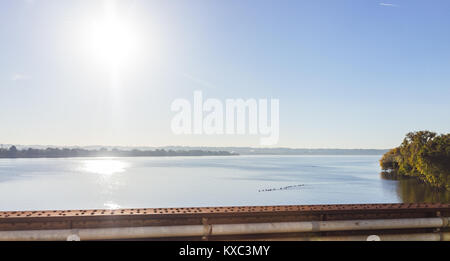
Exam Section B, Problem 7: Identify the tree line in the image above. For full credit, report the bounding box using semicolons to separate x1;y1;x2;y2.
380;131;450;191
0;146;238;158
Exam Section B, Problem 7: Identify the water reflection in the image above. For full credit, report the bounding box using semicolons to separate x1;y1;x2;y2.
381;173;450;203
81;159;127;175
104;201;121;209
396;179;450;203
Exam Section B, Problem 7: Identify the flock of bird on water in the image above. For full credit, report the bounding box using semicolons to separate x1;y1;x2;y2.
258;184;305;192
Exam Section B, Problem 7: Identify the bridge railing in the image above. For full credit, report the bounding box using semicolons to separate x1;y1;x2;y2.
0;203;449;241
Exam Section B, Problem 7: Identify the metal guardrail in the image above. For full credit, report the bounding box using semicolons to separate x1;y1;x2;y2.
0;203;449;241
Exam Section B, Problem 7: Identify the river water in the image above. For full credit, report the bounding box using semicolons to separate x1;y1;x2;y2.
0;155;448;211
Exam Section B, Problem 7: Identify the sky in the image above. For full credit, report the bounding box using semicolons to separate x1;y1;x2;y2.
0;0;449;149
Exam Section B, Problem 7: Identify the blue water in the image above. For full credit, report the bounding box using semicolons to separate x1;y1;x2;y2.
0;155;446;211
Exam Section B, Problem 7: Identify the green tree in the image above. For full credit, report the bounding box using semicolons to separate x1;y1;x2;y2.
380;131;450;190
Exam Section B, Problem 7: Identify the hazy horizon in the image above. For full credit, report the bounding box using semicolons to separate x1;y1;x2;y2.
0;143;390;149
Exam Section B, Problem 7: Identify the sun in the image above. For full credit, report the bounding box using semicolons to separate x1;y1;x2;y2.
88;4;139;68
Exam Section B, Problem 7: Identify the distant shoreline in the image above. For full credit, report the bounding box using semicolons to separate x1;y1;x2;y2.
0;154;386;160
0;146;238;159
0;144;388;157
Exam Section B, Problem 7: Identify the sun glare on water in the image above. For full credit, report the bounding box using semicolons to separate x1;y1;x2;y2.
82;159;127;175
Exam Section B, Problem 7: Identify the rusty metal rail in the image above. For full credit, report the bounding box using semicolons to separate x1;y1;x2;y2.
0;203;449;241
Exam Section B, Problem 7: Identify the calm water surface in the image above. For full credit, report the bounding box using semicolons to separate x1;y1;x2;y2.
0;155;448;211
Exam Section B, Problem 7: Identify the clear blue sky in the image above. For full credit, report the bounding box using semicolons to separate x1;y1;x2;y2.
0;0;449;149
